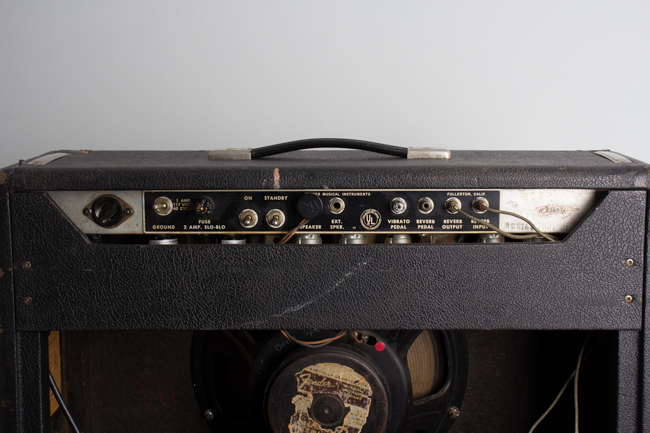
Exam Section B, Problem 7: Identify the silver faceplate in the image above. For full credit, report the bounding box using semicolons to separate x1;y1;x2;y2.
49;191;144;235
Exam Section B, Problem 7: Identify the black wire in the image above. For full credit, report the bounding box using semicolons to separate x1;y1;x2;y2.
251;138;408;159
49;371;82;433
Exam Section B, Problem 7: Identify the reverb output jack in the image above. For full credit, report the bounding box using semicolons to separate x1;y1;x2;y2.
445;198;462;214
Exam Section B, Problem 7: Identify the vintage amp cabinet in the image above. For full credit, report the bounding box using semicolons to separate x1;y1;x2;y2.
0;140;649;433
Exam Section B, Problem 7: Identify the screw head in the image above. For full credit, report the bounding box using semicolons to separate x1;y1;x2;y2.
447;406;460;419
25;297;33;305
203;409;214;421
83;208;92;216
23;261;31;269
625;295;634;303
625;259;635;267
125;208;134;216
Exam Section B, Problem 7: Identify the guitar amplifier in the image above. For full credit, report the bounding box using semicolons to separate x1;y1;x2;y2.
0;140;648;433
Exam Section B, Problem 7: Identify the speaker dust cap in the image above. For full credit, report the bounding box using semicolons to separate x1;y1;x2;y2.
266;351;389;433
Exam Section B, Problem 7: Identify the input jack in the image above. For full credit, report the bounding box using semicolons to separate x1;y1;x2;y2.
445;198;461;214
417;197;434;214
390;197;407;214
472;197;489;214
329;197;345;214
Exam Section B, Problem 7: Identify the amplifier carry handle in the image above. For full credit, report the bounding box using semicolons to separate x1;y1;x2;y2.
208;138;450;160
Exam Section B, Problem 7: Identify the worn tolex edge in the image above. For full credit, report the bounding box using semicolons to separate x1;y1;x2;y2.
27;152;71;165
208;148;252;160
593;150;632;164
407;148;451;159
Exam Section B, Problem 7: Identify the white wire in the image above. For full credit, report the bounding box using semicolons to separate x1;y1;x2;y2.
528;338;588;433
574;342;586;431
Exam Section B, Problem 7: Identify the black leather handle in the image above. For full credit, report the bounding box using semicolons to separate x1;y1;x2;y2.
251;138;408;159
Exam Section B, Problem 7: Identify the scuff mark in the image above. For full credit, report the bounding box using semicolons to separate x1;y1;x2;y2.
273;168;281;189
0;269;3;278
80;150;91;154
0;172;6;185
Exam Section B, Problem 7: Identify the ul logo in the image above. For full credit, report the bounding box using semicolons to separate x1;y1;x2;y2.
360;209;381;230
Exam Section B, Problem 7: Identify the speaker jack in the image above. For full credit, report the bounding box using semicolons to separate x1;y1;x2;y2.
329;197;345;214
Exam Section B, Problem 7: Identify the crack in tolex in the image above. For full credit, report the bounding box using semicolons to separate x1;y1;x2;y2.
280;261;369;315
238;260;370;327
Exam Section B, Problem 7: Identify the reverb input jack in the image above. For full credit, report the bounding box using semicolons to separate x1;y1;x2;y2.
472;197;489;214
449;201;558;242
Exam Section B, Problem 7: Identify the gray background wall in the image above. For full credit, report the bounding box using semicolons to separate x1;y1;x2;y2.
1;1;649;167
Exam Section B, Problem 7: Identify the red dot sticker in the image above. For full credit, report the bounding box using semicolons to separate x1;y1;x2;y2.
375;342;385;352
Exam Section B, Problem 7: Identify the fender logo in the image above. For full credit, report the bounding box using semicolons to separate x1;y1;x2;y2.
297;373;333;389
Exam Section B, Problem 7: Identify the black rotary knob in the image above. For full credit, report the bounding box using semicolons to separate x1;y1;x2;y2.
296;194;323;219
